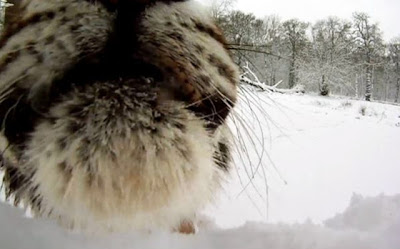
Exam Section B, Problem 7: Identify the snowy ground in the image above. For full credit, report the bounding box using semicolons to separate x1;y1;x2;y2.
1;89;400;248
1;193;400;249
206;90;400;228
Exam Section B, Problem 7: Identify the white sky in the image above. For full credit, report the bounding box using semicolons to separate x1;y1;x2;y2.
203;0;400;41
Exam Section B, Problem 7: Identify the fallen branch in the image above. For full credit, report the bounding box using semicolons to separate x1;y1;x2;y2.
240;62;305;94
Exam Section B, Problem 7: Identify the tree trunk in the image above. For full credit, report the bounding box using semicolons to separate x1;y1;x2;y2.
365;65;373;101
384;79;389;102
319;74;329;96
288;55;295;88
396;78;400;103
355;74;359;98
271;72;276;87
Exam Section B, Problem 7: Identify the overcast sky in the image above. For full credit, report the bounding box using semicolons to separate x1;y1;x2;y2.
204;0;400;41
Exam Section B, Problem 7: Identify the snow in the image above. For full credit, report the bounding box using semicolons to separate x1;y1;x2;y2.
206;90;400;228
0;193;399;249
1;89;400;248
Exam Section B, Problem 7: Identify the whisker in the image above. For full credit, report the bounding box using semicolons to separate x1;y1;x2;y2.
1;94;24;131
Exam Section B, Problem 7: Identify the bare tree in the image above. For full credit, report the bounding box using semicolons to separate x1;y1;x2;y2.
218;10;258;66
352;12;384;101
209;0;236;21
298;17;354;95
282;19;309;88
214;8;397;102
388;37;400;102
260;15;285;85
221;12;289;85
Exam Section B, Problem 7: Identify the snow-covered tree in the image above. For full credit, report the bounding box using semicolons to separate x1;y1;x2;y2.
212;6;397;102
218;11;258;66
209;0;236;21
352;12;384;101
298;17;354;95
282;19;309;88
387;37;400;102
260;15;286;85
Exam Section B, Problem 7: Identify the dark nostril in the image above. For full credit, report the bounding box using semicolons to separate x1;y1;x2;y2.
188;97;231;130
0;93;39;148
91;0;119;11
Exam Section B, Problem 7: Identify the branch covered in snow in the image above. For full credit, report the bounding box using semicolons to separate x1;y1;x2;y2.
240;62;305;94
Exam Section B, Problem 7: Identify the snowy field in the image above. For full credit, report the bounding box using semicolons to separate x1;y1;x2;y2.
207;89;400;228
1;89;400;248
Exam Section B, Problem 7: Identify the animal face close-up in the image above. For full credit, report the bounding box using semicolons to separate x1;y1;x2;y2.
1;0;400;248
0;0;239;232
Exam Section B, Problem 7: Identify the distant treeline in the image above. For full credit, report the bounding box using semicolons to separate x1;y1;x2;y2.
1;1;399;102
214;9;400;102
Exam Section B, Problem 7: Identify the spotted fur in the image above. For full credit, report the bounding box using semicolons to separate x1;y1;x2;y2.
0;0;238;232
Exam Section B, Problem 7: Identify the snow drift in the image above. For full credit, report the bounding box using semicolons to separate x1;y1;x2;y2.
0;193;399;249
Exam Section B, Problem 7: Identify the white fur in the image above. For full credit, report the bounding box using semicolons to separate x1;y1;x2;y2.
140;1;238;102
0;0;238;233
24;98;228;232
0;0;112;97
